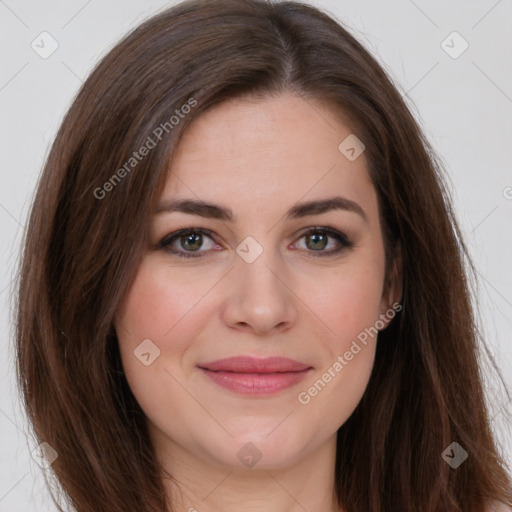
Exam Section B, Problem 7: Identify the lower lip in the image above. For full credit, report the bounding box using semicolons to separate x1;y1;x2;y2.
199;368;311;395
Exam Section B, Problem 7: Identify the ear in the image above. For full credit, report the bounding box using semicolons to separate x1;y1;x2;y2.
378;241;403;330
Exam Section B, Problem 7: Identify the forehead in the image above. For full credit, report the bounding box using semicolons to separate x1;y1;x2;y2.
160;93;376;222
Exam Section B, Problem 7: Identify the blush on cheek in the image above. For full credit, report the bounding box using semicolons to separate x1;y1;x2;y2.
116;261;211;342
322;284;383;344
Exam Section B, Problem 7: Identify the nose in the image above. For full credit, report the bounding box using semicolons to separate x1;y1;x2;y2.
220;247;299;336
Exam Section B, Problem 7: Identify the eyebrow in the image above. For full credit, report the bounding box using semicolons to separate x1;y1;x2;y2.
154;196;368;223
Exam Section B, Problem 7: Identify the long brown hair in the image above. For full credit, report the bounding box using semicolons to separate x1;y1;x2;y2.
15;0;512;510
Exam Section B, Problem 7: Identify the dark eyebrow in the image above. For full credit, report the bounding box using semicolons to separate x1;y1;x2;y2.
287;197;368;223
154;196;368;223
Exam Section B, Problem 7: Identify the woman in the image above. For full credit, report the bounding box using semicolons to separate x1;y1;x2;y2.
15;0;512;510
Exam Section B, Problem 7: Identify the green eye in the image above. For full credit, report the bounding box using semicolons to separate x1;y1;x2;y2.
159;227;353;259
294;228;353;256
305;232;329;251
160;228;218;258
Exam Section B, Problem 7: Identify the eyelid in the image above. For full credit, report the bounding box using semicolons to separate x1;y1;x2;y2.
158;227;219;257
291;226;353;253
293;225;351;243
159;227;217;247
158;226;354;259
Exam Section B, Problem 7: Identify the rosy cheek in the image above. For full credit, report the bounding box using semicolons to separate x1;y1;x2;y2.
117;261;201;340
320;271;382;338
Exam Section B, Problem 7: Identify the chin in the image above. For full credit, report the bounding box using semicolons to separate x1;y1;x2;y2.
196;424;322;471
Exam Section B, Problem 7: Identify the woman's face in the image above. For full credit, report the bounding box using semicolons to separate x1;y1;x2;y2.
115;93;400;472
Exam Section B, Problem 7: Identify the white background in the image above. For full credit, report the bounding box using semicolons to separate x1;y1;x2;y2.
1;1;511;510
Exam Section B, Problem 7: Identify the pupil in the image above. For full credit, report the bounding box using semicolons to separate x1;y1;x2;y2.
182;232;201;251
308;232;326;250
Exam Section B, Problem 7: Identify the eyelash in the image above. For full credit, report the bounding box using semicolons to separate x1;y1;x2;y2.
158;227;354;259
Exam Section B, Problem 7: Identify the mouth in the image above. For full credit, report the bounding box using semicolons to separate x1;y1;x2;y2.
197;356;313;396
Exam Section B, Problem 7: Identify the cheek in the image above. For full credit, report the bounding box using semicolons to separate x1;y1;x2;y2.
114;260;214;405
114;260;214;431
312;263;385;347
300;259;384;410
115;258;219;346
295;276;382;434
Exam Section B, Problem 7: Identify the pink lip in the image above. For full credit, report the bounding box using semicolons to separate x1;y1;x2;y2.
198;356;312;396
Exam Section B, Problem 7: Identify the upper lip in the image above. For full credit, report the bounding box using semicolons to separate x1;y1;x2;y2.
198;356;311;373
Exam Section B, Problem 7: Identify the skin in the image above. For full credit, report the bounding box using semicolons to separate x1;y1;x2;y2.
115;93;402;512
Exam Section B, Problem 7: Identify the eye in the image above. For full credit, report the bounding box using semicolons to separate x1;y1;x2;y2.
159;228;220;258
158;226;353;259
292;227;353;257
